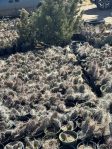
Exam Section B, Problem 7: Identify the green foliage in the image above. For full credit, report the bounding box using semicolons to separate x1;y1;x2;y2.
17;0;81;47
16;9;35;48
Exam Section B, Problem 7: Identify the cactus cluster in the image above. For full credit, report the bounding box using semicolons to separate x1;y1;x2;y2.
0;42;111;148
73;43;112;95
0;16;112;149
80;23;112;47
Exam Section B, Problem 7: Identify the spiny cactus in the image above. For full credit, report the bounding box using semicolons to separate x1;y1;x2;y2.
43;139;58;149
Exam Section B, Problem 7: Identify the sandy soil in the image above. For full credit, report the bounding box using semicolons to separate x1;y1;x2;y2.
82;4;112;24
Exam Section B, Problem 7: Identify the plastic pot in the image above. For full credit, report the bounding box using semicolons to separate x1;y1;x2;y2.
0;144;4;149
43;135;59;149
25;138;42;149
98;144;108;149
77;141;97;149
100;85;107;93
45;124;60;137
59;131;77;146
60;145;75;149
32;129;45;138
4;141;24;149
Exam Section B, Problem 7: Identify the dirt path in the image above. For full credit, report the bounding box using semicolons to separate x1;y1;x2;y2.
82;4;112;24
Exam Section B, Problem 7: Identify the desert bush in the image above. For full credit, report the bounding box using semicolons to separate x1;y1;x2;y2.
16;9;35;49
17;0;81;47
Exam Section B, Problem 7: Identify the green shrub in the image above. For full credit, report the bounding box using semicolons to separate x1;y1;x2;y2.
17;0;81;47
16;9;35;48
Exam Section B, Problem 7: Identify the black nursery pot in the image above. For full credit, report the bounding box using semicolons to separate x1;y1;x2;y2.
98;137;109;149
33;129;45;138
59;131;78;146
98;144;108;149
60;145;75;149
44;124;60;137
77;141;97;149
0;144;4;149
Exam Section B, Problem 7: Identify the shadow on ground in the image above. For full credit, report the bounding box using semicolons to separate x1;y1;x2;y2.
82;5;112;23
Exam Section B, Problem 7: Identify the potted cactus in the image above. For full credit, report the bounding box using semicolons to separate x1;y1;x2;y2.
77;141;97;149
25;138;42;149
45;123;60;137
42;136;59;149
59;131;77;145
61;121;76;132
4;141;24;149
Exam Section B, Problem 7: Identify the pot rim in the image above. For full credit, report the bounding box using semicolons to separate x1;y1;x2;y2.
77;140;97;149
60;145;75;149
44;125;61;136
59;130;78;144
0;143;4;148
